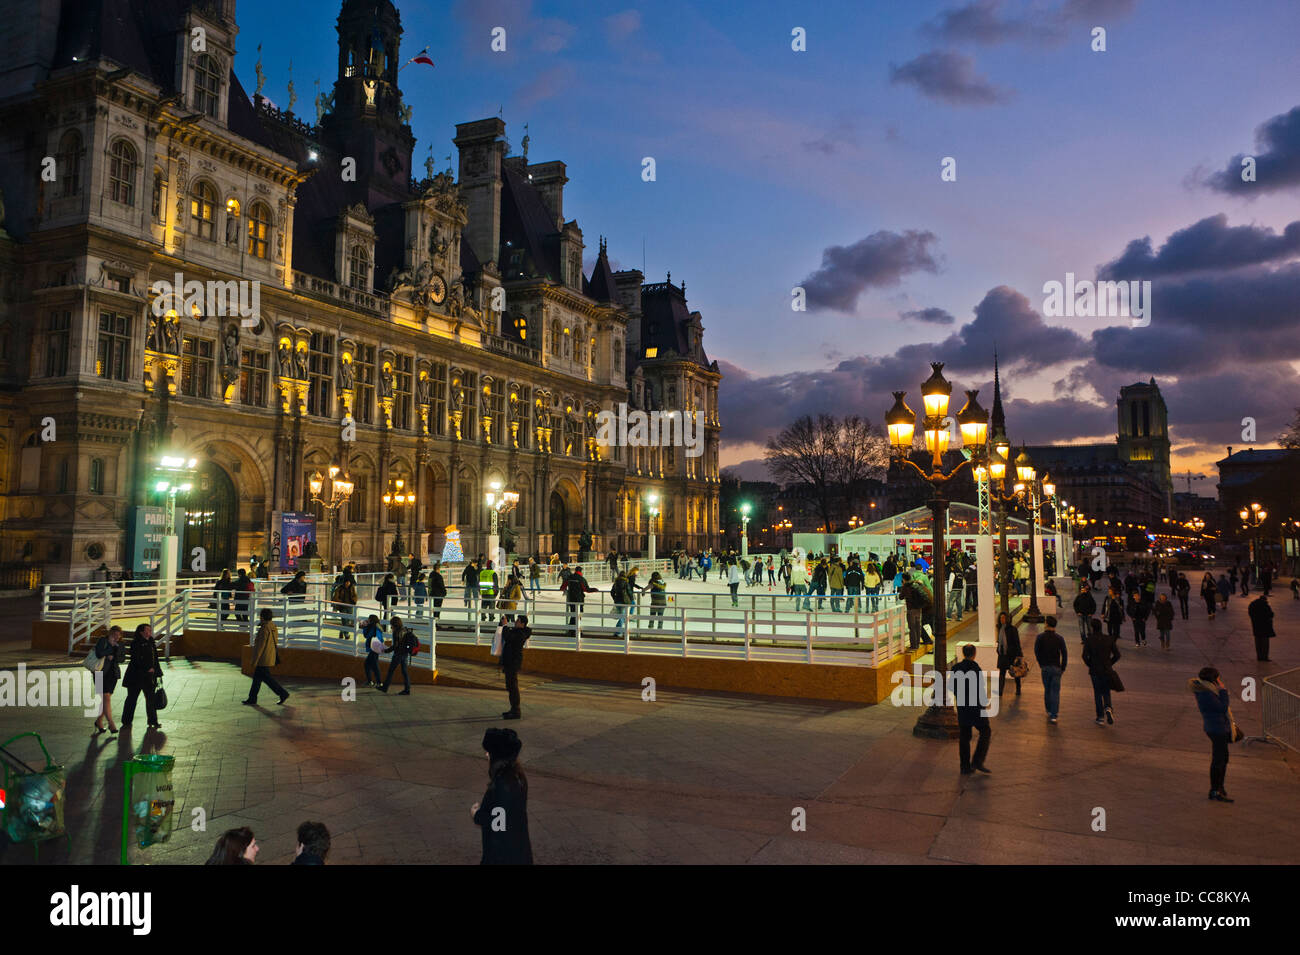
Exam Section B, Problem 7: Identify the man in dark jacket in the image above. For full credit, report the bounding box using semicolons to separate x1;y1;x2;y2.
1082;619;1121;725
429;562;447;620
234;568;255;622
473;728;532;864
561;569;595;637
1248;593;1274;662
1101;587;1125;641
1072;583;1096;641
378;615;416;694
1034;616;1068;723
1189;666;1234;802
951;644;991;774
1153;593;1175;650
500;615;531;719
1175;573;1191;619
291;821;330;865
120;623;161;730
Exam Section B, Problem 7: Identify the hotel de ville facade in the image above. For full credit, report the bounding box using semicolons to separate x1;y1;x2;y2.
0;0;722;584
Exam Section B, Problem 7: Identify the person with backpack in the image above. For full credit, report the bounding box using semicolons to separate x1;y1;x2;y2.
1153;593;1175;651
429;562;447;620
361;614;385;688
561;568;595;637
499;615;531;719
472;728;533;864
378;615;417;695
612;571;636;636
331;567;358;639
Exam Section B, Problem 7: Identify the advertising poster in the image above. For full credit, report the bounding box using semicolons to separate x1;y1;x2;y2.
131;506;183;574
279;512;316;569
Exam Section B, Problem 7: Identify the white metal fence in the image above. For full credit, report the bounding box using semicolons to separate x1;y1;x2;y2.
1263;667;1300;754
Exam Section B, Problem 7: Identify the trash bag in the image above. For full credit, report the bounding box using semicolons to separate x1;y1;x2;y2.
129;758;175;848
4;766;66;843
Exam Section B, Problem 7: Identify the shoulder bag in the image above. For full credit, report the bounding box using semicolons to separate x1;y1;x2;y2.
153;676;168;711
82;645;105;672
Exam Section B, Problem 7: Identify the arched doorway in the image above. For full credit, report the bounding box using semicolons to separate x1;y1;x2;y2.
182;461;237;571
549;490;568;561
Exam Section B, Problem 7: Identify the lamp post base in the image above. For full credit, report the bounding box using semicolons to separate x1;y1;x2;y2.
912;703;961;739
1024;597;1043;623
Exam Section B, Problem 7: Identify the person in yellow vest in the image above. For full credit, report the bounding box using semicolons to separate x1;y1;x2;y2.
479;561;499;622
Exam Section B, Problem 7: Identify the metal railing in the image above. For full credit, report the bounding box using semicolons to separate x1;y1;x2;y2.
1262;667;1300;754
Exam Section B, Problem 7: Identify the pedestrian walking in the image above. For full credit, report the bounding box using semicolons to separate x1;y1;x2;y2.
462;558;480;608
1127;590;1149;646
479;561;499;622
90;625;124;735
1200;572;1218;620
378;615;417;694
243;608;289;706
330;567;358;639
561;568;595;636
1082;618;1120;726
528;557;542;593
996;611;1023;696
953;644;991;775
472;728;533;864
1102;587;1125;640
1248;593;1274;662
1073;582;1097;641
120;623;162;730
1034;616;1067;723
1154;593;1175;650
361;614;384;687
1189;667;1236;803
1216;573;1231;611
499;615;530;719
1176;573;1191;619
430;562;447;620
204;827;259;865
292;821;330;865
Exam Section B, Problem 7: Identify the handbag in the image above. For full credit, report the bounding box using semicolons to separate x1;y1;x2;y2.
1008;656;1031;679
1108;670;1125;692
153;679;168;711
82;647;105;672
1227;705;1245;742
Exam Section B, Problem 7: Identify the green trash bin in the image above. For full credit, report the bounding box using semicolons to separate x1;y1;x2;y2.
121;753;175;865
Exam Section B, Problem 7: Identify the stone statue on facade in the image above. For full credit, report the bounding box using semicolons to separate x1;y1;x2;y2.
378;365;394;400
338;356;354;391
277;342;293;378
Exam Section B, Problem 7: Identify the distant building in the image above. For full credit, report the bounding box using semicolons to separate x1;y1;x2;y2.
1216;447;1300;549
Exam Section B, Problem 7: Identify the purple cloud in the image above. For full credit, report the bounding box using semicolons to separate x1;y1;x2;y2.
890;50;1010;106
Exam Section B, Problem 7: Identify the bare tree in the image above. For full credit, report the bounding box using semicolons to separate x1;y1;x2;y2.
765;414;889;533
1279;409;1300;449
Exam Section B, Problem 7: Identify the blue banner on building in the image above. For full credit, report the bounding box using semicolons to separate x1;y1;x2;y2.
280;512;316;570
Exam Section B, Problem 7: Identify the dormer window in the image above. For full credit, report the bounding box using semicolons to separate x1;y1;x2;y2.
194;54;222;118
348;244;370;290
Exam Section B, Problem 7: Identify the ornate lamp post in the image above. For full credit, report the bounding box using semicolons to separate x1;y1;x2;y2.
309;465;355;571
740;502;751;557
1240;502;1266;574
485;480;520;567
382;475;415;555
987;443;1016;618
886;363;986;739
646;491;660;564
1013;449;1045;623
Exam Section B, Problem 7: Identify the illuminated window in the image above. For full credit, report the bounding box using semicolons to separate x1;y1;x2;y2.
247;202;270;258
644;347;657;359
190;181;216;240
95;311;131;381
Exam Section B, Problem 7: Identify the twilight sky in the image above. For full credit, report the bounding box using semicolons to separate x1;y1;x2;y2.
235;0;1300;495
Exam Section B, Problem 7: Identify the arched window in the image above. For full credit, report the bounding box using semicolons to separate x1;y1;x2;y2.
89;458;105;495
194;53;222;118
348;244;370;290
190;181;216;240
247;201;271;258
58;130;82;197
108;140;137;206
549;320;561;356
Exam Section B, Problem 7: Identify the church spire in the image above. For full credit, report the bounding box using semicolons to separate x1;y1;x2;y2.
990;348;1007;443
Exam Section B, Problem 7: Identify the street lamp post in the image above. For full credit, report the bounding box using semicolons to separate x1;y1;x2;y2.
1016;449;1044;623
309;466;355;571
152;454;197;593
381;475;416;556
740;502;751;558
1240;502;1266;576
485;480;520;569
646;491;660;564
886;363;986;739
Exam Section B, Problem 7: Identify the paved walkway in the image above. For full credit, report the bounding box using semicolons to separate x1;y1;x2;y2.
1;576;1297;864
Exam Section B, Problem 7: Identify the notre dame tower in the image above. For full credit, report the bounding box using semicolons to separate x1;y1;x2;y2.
1116;378;1172;511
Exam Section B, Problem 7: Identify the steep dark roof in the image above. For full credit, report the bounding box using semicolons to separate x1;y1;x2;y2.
499;162;560;282
53;0;161;76
586;246;618;302
637;281;711;368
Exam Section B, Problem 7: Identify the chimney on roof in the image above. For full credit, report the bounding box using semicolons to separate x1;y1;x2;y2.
1227;446;1233;459
527;160;567;221
453;118;506;271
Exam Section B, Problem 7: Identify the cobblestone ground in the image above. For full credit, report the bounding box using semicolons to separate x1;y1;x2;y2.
1;580;1297;865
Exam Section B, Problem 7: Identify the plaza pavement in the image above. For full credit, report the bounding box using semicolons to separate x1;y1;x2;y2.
1;576;1297;865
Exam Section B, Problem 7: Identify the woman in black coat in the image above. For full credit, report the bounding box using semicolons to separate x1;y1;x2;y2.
120;623;161;730
429;562;447;620
996;611;1023;696
472;728;533;865
92;625;125;734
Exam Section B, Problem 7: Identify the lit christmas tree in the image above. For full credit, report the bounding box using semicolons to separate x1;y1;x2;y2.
440;524;464;563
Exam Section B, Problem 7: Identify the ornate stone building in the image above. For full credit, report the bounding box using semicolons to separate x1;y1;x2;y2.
0;0;721;583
